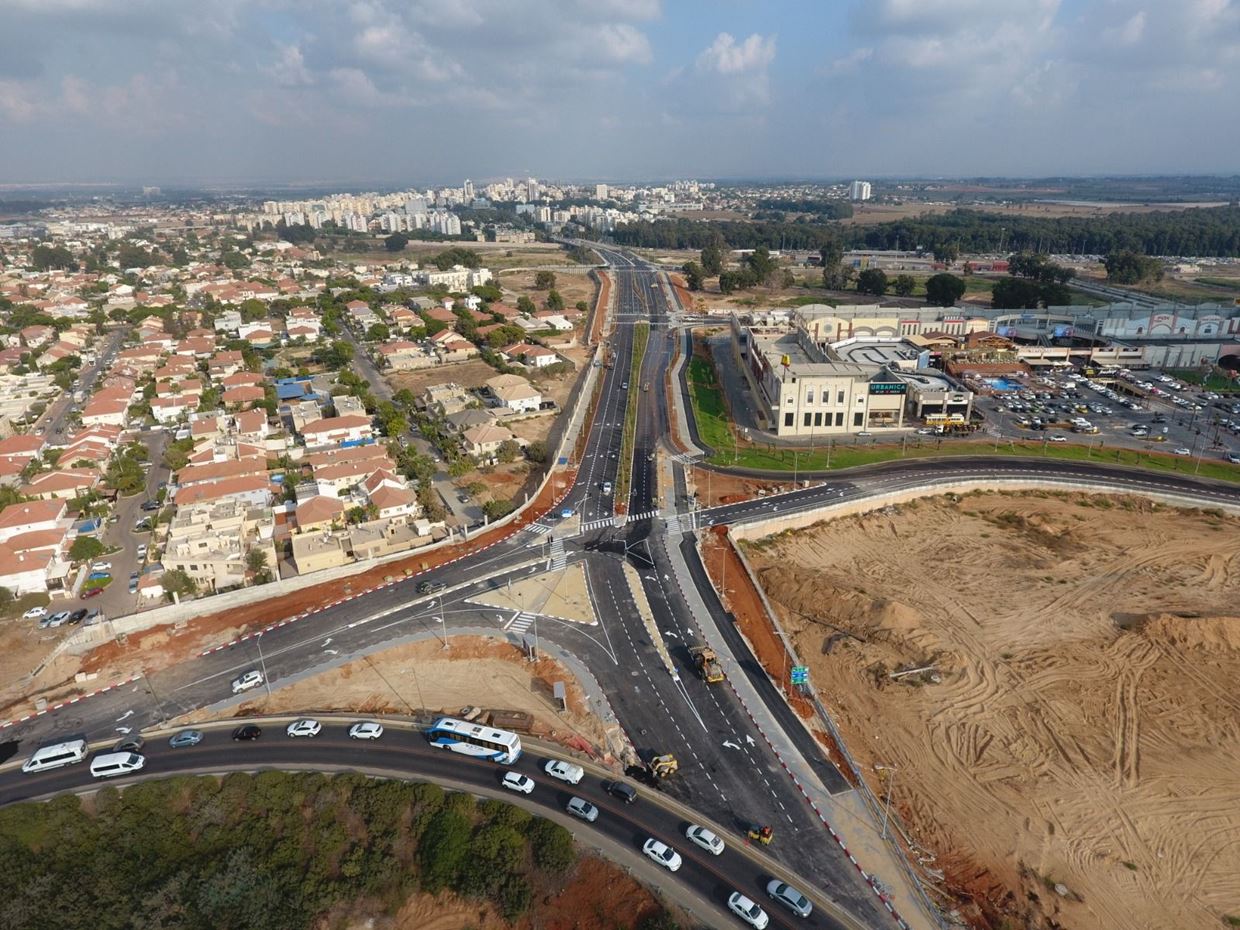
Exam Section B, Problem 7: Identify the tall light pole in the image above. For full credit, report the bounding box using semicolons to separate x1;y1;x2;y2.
436;596;449;650
255;632;272;698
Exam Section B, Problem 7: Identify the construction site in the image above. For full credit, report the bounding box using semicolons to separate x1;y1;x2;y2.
739;490;1240;930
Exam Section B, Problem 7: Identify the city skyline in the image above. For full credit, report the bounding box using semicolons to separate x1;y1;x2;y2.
1;0;1239;184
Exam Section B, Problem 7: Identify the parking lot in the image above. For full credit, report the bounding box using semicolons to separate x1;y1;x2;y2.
974;368;1240;463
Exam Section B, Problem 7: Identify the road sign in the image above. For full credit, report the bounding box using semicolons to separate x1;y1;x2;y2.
790;665;809;686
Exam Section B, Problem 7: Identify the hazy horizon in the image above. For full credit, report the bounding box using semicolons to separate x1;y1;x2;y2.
3;1;1239;185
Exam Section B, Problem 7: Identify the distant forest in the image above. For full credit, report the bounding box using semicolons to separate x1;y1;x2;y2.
606;205;1240;258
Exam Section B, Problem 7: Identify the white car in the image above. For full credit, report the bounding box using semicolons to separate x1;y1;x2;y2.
136;544;148;559
91;561;112;572
684;824;725;856
1048;435;1067;443
543;759;584;785
348;721;384;740
1173;447;1192;456
728;893;770;929
285;719;321;738
230;669;264;694
22;606;47;619
501;772;535;795
641;838;682;872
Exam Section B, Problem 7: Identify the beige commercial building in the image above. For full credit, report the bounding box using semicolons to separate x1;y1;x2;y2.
162;498;276;592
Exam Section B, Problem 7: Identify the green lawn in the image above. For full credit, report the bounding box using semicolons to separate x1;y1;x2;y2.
706;438;1240;483
616;323;650;504
1165;368;1240;393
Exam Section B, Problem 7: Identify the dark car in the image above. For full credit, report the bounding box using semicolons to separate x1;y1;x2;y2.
604;780;638;804
83;586;106;599
68;608;88;624
141;500;161;512
232;724;262;741
113;735;145;754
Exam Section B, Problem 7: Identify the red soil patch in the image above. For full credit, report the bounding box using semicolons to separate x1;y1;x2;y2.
699;526;814;720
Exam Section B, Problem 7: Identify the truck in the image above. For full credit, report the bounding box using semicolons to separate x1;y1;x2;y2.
689;645;724;683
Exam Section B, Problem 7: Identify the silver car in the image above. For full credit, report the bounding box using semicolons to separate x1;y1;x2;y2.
766;880;813;918
566;796;598;823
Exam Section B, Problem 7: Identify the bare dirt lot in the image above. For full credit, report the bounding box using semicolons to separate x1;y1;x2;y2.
743;491;1240;930
388;359;504;395
194;636;616;759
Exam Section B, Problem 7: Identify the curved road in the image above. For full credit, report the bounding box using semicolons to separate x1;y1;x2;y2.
0;718;851;930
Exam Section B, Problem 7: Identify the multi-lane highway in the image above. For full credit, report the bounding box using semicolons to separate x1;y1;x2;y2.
6;245;1240;930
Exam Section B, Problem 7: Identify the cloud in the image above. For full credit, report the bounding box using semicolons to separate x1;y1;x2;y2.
1102;11;1146;47
695;32;776;75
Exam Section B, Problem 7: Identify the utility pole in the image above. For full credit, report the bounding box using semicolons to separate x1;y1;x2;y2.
878;765;898;841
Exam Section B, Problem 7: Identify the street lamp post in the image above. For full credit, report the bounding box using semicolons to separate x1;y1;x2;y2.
255;633;272;698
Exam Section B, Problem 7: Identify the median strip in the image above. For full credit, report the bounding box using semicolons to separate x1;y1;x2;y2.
615;321;650;509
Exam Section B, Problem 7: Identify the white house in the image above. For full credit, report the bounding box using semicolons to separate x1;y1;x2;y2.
485;374;542;414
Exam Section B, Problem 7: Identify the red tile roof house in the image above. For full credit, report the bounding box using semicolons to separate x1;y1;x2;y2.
20;468;101;501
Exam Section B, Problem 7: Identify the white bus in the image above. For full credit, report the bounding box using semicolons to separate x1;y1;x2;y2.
21;739;88;773
426;717;522;764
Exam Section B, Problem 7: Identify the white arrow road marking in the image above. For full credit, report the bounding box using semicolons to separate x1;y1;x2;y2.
116;726;131;734
745;735;755;746
722;740;741;751
324;649;339;656
664;629;680;639
116;710;133;722
321;637;333;647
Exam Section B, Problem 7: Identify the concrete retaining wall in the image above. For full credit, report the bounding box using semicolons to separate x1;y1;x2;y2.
729;478;1240;543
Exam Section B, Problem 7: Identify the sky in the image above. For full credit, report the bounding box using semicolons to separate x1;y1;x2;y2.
1;0;1238;186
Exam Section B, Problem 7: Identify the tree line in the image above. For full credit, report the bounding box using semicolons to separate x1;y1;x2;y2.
607;205;1240;257
0;772;686;930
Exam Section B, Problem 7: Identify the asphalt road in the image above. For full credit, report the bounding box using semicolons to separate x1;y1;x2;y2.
0;719;850;930
11;249;1240;930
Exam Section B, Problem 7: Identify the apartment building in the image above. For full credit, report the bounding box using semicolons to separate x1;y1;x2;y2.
162;498;276;593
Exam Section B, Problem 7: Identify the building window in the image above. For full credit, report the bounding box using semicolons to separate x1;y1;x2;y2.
853;412;864;427
803;412;812;427
806;390;814;404
814;412;823;427
837;390;845;403
835;412;844;426
784;412;794;427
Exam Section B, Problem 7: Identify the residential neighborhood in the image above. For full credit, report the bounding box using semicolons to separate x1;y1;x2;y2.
0;220;597;636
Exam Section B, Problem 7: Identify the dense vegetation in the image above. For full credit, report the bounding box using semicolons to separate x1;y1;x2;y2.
0;772;637;930
608;205;1240;257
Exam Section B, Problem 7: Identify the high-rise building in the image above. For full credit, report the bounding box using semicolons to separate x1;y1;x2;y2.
594;183;609;200
526;177;538;198
849;180;872;202
463;179;474;200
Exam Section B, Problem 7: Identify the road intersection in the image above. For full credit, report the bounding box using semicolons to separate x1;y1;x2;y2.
5;247;1240;930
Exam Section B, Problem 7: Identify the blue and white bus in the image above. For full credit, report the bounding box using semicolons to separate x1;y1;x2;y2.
426;717;522;764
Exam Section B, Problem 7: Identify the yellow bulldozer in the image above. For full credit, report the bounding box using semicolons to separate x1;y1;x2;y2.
689;645;724;684
649;754;678;778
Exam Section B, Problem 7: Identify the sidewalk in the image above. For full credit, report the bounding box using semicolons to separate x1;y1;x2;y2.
661;534;941;930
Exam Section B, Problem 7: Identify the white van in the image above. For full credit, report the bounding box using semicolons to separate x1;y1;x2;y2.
89;751;146;779
21;739;88;773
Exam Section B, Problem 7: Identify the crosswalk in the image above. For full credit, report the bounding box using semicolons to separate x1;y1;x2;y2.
627;509;660;522
504;611;537;634
548;535;567;572
526;522;554;536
